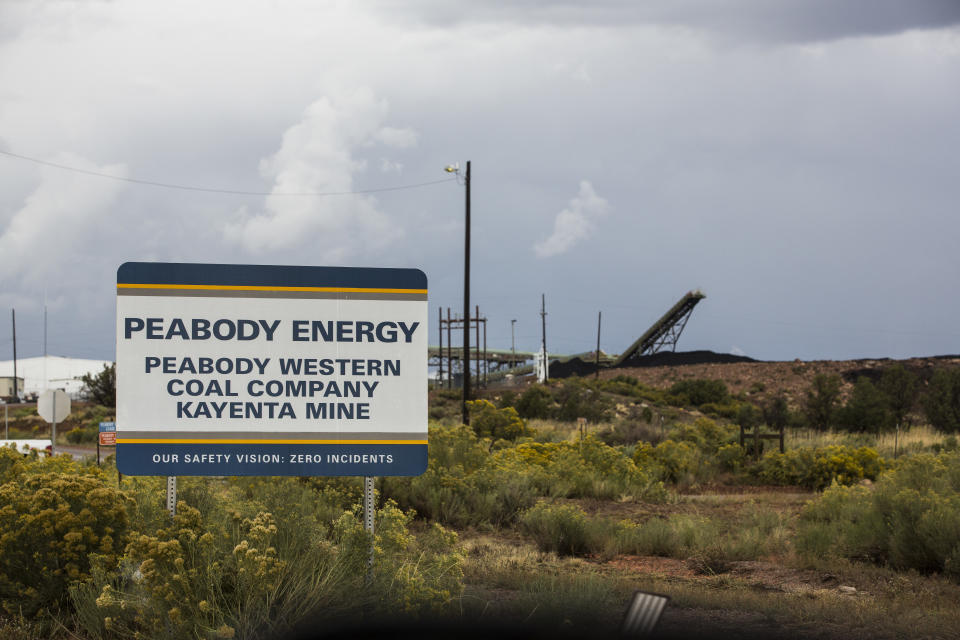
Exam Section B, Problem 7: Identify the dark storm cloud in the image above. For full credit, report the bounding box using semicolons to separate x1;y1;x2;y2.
378;0;960;43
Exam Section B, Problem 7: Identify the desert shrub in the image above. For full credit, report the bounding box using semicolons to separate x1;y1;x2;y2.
796;451;960;581
0;446;27;485
385;425;540;527
553;379;612;423
643;439;700;484
837;376;891;434
671;417;736;453
515;384;553;419
717;443;747;471
499;435;661;500
598;419;660;446
428;389;462;423
736;403;762;430
804;373;842;431
331;503;463;617
924;368;960;433
763;395;791;431
635;417;737;484
880;364;918;428
465;399;528;440
65;424;97;444
668;379;728;406
0;471;132;617
755;445;885;491
700;401;741;420
496;390;518;409
520;502;593;556
74;488;463;639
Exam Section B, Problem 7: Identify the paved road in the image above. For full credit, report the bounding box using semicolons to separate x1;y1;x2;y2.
56;444;112;461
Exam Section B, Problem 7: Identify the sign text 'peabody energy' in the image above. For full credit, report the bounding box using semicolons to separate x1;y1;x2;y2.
115;262;428;477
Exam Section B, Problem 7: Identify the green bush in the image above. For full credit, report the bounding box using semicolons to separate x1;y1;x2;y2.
796;451;960;581
924;368;960;433
515;384;553;420
755;445;885;491
66;425;97;444
837;377;891;434
520;502;594;556
553;379;613;423
804;373;842;431
668;379;728;406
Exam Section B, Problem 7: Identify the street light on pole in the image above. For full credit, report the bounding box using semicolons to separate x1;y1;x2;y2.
511;319;517;362
445;161;471;426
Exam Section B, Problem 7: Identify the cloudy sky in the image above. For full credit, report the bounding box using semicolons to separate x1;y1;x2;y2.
1;0;959;363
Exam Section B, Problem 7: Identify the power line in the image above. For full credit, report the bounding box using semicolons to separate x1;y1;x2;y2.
0;149;457;196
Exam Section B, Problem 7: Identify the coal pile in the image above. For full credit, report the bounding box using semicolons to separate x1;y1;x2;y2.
615;350;758;368
548;350;759;379
548;357;601;378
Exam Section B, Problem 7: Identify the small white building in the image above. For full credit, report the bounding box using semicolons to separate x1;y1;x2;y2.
1;376;24;400
0;356;113;399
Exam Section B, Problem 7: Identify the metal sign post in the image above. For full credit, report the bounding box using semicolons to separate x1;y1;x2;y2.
98;422;116;466
37;389;70;456
364;476;375;586
166;476;176;518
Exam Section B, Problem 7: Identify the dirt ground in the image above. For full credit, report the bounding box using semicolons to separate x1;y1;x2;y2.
602;355;960;409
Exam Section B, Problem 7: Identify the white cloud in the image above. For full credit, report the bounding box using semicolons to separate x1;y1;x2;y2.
373;126;419;148
533;180;609;258
224;88;416;258
0;152;126;287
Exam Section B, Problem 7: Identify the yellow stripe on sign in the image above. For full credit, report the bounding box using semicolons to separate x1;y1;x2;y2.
117;283;427;294
116;438;428;445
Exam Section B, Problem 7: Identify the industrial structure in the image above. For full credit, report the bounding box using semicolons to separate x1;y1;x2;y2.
430;290;706;387
612;290;706;366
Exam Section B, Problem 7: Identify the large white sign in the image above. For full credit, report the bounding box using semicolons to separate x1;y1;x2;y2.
116;262;428;476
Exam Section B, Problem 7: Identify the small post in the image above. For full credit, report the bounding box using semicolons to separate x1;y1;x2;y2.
97;438;101;465
51;398;57;457
779;424;785;453
166;476;177;518
364;476;375;586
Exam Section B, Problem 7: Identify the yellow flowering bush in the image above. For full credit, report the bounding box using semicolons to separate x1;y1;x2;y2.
756;445;884;490
0;471;132;618
466;399;528;440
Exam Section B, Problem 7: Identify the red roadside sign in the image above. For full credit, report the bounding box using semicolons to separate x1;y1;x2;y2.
99;431;116;446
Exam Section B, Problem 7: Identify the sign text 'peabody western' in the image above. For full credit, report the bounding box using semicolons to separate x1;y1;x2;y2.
115;262;428;477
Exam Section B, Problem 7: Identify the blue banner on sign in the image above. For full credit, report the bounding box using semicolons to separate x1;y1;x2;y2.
116;443;427;476
99;422;116;432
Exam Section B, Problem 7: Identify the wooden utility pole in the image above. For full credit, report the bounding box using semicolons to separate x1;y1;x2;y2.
11;309;18;403
462;161;471;425
595;311;602;379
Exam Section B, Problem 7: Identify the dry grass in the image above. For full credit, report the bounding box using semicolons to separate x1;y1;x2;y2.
786;424;947;458
459;505;960;640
